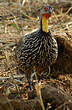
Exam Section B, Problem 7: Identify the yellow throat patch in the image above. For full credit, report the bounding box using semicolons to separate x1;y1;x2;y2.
42;16;48;33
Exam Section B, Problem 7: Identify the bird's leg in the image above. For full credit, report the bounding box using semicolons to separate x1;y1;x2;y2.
27;78;32;90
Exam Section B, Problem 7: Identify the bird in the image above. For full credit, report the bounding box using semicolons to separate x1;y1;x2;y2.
15;5;58;90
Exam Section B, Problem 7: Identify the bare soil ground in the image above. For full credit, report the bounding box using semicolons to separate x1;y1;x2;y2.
0;1;72;110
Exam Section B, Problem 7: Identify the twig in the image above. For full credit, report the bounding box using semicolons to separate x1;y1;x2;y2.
22;13;37;20
0;56;5;60
34;66;45;110
52;12;58;21
0;75;25;81
65;7;72;15
22;0;26;7
54;101;69;110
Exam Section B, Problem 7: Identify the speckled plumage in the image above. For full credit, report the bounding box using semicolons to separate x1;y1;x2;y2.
16;29;58;79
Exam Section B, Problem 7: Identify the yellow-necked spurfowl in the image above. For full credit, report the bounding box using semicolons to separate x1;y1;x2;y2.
16;5;58;89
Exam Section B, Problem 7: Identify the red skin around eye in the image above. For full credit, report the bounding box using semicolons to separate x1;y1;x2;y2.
42;13;51;19
44;7;48;11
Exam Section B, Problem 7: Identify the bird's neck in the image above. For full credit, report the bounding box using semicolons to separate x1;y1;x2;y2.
40;15;49;33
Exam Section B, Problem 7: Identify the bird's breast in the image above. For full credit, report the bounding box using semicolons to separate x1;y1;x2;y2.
36;34;58;66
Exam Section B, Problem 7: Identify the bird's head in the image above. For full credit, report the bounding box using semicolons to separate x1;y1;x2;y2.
40;5;53;33
41;5;53;18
